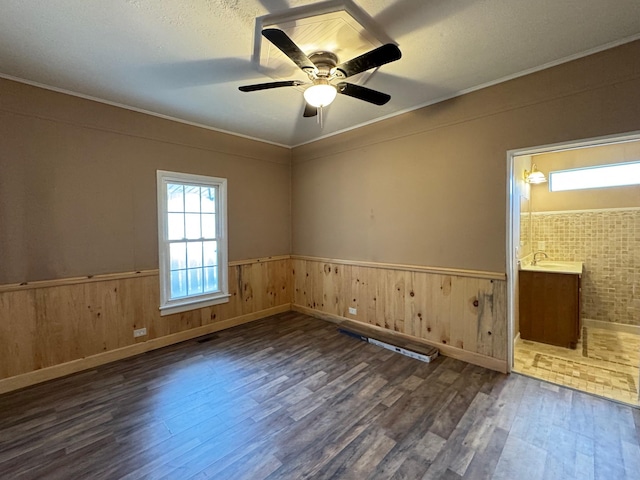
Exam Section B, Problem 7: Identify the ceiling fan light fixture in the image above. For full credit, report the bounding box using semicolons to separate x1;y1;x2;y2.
239;28;401;120
304;83;337;107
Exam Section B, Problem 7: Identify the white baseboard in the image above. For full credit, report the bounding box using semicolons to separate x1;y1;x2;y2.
583;318;640;335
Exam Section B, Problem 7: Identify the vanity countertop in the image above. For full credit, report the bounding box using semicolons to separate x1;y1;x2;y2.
520;260;583;275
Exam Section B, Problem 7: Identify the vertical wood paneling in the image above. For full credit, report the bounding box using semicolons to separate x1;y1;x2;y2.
370;267;383;328
313;261;324;310
381;269;393;330
0;290;36;378
412;272;429;341
463;277;481;353
423;273;437;342
307;260;316;309
203;263;242;326
275;258;290;306
300;259;313;310
491;280;507;360
292;259;305;308
252;262;265;310
476;281;495;357
337;263;350;318
350;265;365;323
434;275;452;346
449;277;466;350
34;285;83;368
322;263;339;315
403;272;416;337
291;259;507;362
389;270;405;333
1;258;507;384
240;263;256;314
0;259;290;381
84;280;124;354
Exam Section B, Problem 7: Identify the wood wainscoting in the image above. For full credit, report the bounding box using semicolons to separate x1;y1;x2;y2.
291;256;508;373
0;255;508;393
0;256;291;394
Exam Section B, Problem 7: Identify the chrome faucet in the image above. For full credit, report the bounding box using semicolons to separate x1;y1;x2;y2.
532;251;548;266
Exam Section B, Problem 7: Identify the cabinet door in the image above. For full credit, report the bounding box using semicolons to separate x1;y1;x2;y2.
519;271;580;348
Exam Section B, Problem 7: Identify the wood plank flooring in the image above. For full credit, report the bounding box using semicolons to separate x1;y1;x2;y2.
1;312;638;479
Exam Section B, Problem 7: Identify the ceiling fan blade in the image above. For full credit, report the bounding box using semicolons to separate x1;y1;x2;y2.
334;44;402;78
239;80;304;92
303;102;318;118
337;82;391;106
262;28;317;73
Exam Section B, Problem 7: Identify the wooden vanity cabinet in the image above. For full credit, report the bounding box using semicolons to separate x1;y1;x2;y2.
519;271;581;349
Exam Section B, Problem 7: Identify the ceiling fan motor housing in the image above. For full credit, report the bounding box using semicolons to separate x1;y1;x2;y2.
308;51;339;78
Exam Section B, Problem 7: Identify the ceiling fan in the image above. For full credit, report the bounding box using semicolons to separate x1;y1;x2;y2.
239;28;402;118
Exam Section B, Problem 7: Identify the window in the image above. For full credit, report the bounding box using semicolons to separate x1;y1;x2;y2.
548;161;640;192
157;170;229;315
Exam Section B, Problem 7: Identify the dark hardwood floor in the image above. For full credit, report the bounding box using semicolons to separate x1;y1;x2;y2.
1;312;639;479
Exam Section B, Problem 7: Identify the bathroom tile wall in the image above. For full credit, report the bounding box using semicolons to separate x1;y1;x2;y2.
531;208;640;326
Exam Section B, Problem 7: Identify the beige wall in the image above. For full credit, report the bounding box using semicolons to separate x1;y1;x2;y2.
530;140;640;212
0;79;292;284
291;40;640;274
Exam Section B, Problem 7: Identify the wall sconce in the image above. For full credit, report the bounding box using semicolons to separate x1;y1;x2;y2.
524;164;547;184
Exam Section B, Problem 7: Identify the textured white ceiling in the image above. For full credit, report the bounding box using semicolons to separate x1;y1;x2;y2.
1;0;639;147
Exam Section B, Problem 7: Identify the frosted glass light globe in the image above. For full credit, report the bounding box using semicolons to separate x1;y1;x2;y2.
304;84;337;107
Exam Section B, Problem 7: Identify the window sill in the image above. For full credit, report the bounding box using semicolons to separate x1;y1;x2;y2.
159;294;230;316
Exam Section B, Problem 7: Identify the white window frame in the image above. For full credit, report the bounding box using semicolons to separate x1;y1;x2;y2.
157;170;229;316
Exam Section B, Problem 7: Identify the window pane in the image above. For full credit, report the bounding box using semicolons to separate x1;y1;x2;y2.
203;241;217;266
549;161;640;191
170;270;187;298
188;268;203;295
185;213;201;239
184;185;201;213
201;214;216;239
169;243;186;270
187;241;203;268
167;213;184;240
158;172;227;313
204;266;218;292
201;187;216;213
167;184;184;212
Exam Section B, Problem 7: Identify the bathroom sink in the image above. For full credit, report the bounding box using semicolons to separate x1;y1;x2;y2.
534;262;568;268
520;260;583;275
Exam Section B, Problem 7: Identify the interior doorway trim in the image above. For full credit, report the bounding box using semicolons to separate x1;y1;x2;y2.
505;130;640;372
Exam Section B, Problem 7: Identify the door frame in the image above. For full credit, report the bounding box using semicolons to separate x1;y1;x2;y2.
505;130;640;373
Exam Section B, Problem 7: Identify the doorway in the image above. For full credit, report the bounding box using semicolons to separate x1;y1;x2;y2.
507;132;640;406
